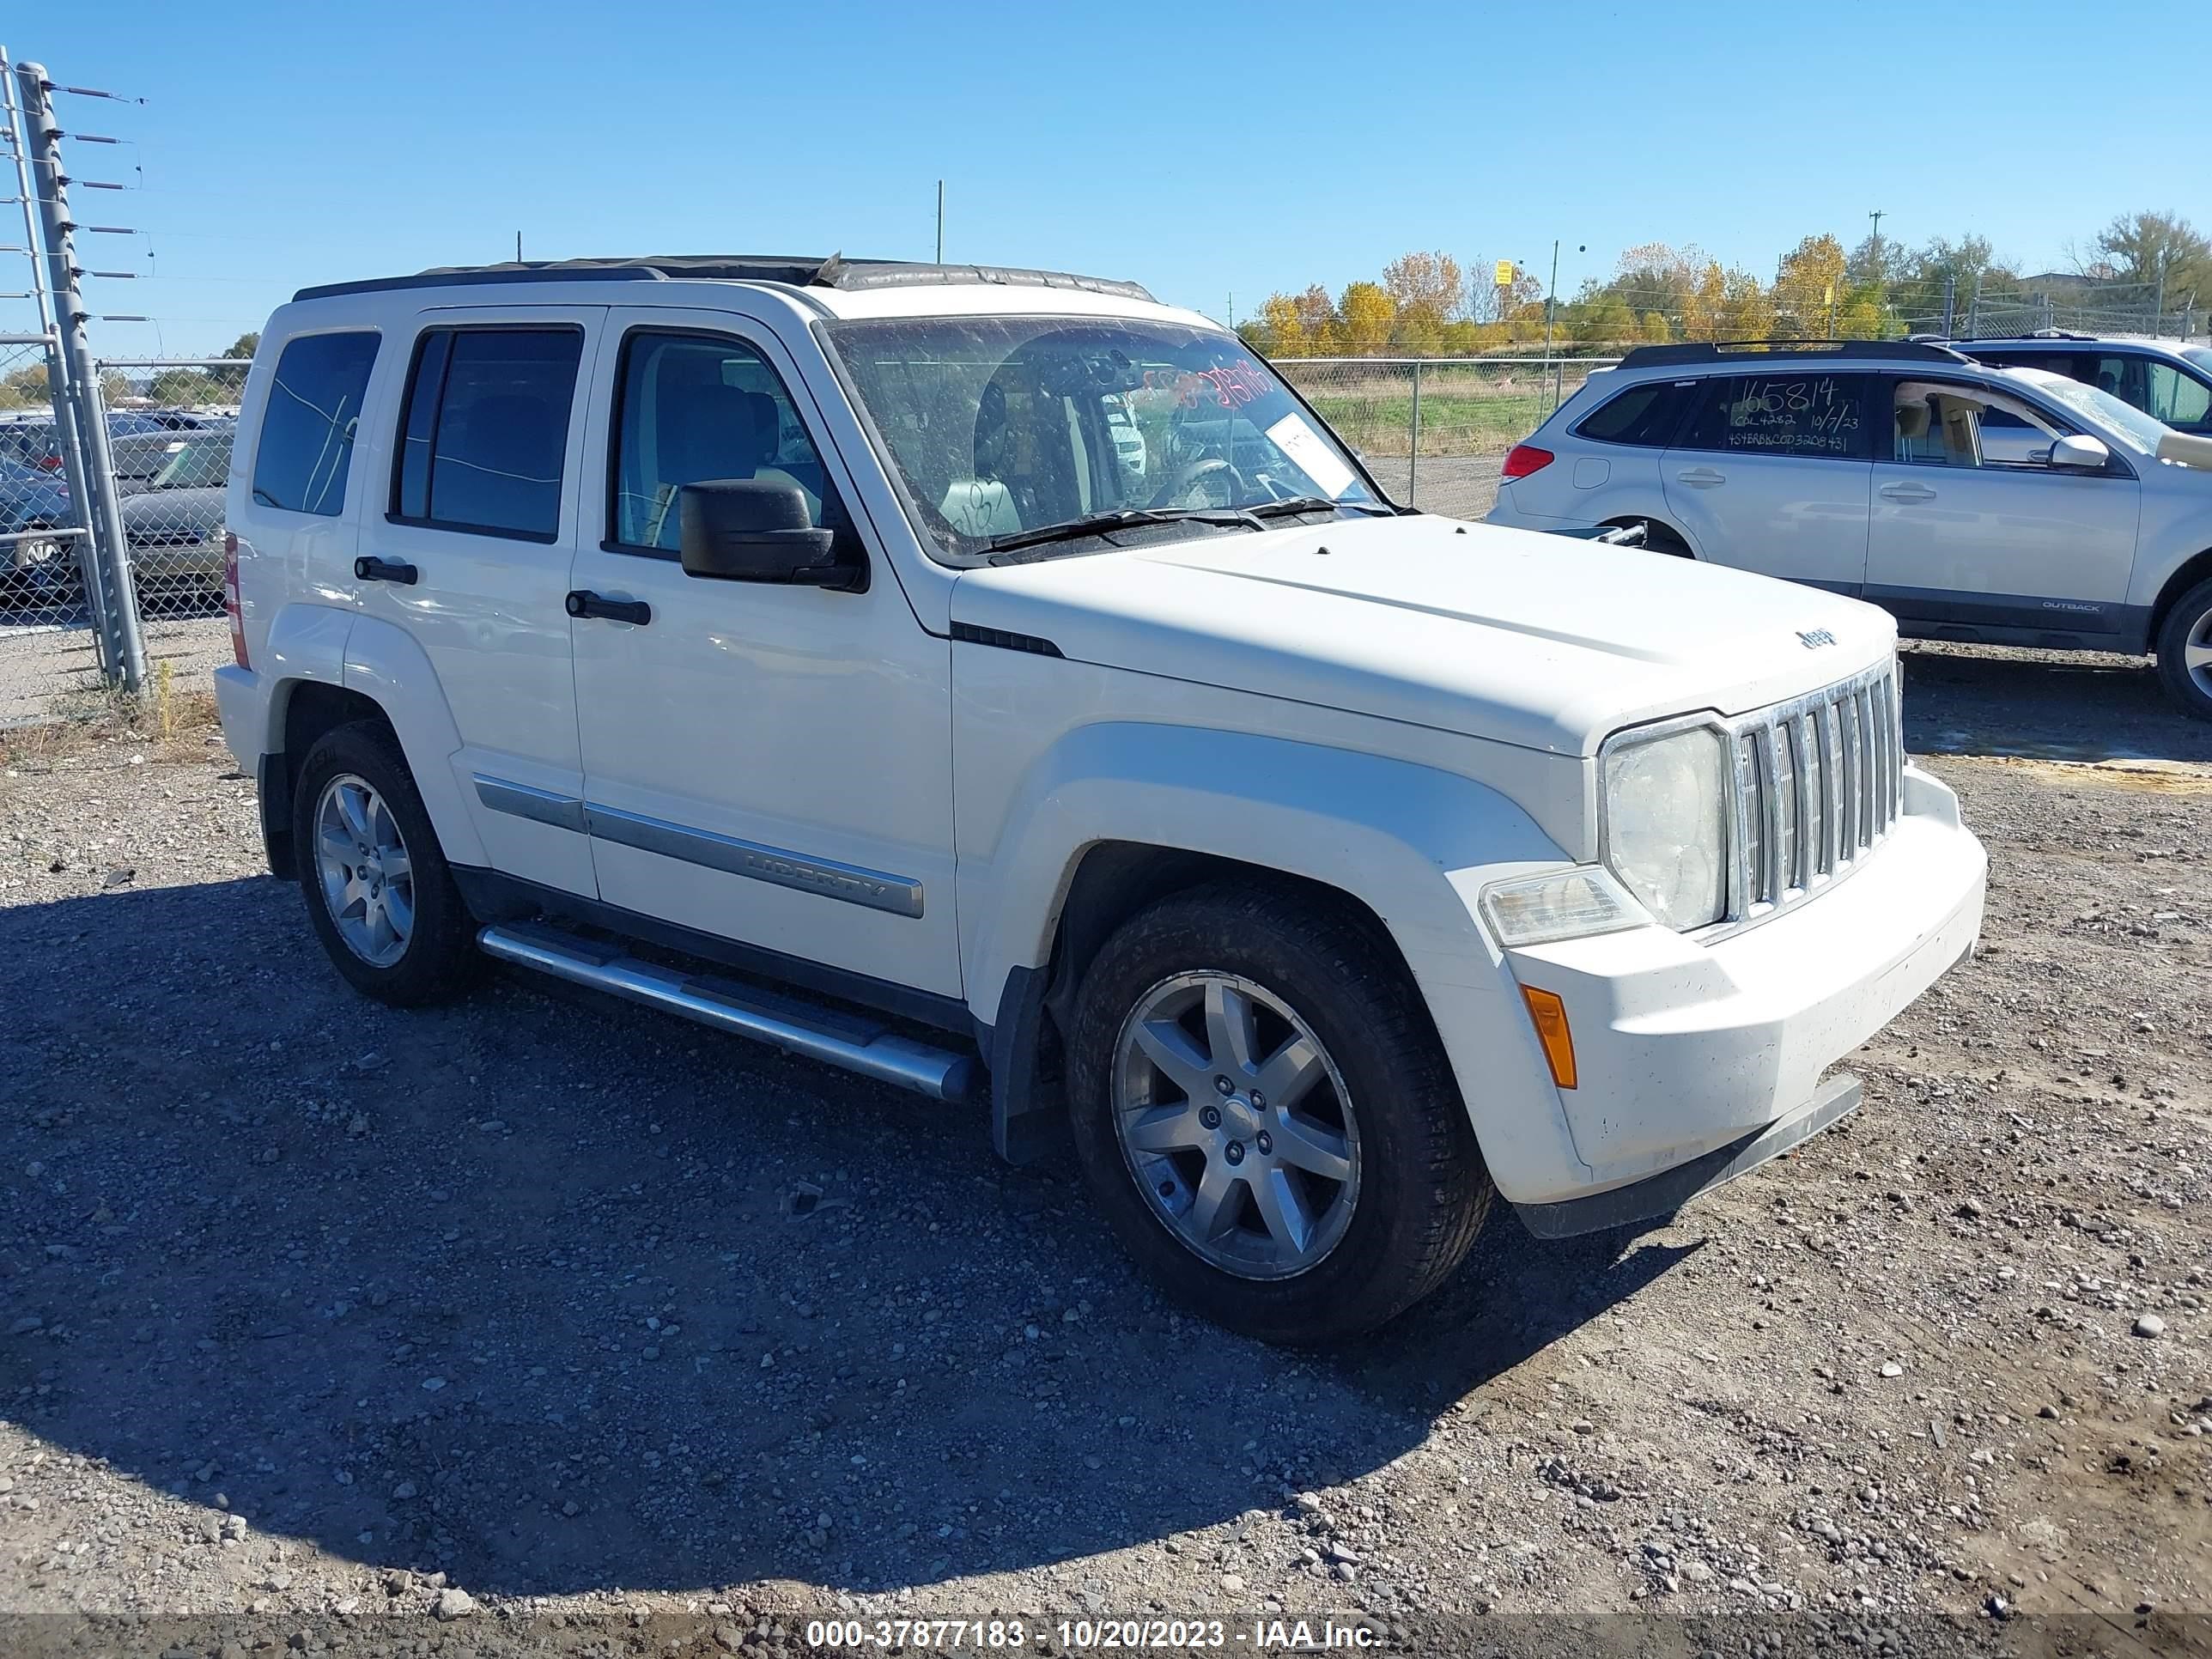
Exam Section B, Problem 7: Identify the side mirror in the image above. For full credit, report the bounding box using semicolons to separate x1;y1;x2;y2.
678;480;865;591
2047;434;2111;471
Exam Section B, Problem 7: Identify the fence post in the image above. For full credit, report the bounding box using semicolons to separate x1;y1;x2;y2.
1407;362;1421;508
17;60;144;695
1941;273;1956;338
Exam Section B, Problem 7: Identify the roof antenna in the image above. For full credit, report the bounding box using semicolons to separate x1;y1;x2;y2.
515;231;523;263
813;251;845;289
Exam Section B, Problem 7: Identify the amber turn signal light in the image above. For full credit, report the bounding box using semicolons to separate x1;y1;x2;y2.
1519;985;1577;1090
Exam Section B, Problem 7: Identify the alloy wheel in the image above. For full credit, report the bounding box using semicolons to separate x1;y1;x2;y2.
313;773;415;968
1110;971;1361;1279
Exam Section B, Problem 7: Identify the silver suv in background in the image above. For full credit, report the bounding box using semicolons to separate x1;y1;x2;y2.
1486;339;2212;719
1955;333;2212;439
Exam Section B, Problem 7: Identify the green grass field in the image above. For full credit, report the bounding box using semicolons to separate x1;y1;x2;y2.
1286;362;1605;459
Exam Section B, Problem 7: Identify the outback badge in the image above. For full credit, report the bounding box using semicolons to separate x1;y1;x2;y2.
1796;628;1838;649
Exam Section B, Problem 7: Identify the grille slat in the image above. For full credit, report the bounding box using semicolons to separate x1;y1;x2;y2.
1723;661;1901;928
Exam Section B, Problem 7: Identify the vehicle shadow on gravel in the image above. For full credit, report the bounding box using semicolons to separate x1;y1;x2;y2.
0;872;1690;1601
1901;643;2212;764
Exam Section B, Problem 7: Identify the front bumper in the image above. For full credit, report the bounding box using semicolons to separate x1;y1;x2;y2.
1499;763;1985;1225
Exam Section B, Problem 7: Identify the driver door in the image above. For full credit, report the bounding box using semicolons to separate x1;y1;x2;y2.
565;307;963;998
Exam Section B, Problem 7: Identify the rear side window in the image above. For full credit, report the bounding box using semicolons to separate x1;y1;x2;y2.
251;331;380;516
1573;380;1692;447
390;327;584;541
1681;373;1870;460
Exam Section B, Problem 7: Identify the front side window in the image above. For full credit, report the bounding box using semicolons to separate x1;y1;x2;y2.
1680;374;1869;460
2145;361;2212;428
823;316;1379;562
611;332;837;551
391;327;583;541
252;331;379;516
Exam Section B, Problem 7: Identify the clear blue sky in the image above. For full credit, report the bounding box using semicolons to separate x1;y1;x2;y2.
26;0;2206;357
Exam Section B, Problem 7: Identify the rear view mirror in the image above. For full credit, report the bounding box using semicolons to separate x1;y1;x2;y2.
678;480;866;591
2047;434;2111;471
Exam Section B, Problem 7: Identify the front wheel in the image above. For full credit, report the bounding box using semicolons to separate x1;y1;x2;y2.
1066;884;1492;1345
2154;576;2212;721
291;720;483;1005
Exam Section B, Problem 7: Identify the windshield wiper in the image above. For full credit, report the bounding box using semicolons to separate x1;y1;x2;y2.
984;507;1255;560
1241;495;1400;520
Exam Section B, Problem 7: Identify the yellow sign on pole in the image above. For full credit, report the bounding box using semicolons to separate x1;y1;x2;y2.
1493;260;1516;289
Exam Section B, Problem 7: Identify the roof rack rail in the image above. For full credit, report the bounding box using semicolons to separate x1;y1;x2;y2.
294;255;1157;305
1616;338;1976;369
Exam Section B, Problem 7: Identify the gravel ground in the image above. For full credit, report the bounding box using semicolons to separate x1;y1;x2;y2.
0;645;2206;1657
0;612;231;728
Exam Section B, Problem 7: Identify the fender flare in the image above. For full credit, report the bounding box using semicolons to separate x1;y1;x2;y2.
961;722;1594;1200
339;612;487;869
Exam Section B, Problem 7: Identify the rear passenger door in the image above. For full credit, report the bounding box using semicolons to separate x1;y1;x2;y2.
1660;372;1875;593
363;307;605;897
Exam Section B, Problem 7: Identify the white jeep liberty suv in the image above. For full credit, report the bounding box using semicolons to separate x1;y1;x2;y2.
214;256;1987;1344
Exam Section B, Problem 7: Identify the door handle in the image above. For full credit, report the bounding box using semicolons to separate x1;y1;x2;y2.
354;556;418;585
1880;482;1937;503
1675;467;1725;488
565;590;652;626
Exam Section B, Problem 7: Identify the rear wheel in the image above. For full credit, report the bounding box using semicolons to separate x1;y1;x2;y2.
2154;576;2212;722
1607;517;1692;557
1066;884;1492;1345
291;720;483;1005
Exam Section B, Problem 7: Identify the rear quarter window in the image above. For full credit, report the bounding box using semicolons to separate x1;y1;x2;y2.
251;331;380;516
1572;380;1693;447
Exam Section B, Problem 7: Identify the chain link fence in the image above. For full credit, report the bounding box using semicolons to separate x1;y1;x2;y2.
0;335;104;726
1278;356;1618;519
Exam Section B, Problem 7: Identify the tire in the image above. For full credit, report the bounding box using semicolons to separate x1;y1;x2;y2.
290;719;483;1006
2154;575;2212;722
1066;883;1492;1345
1610;518;1692;558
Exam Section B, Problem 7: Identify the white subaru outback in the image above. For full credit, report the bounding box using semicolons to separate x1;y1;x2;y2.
214;257;1986;1343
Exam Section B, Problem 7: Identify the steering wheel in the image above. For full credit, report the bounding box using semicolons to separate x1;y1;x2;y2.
1150;456;1243;509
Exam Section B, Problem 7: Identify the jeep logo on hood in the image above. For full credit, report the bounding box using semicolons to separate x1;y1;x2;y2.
1797;628;1838;649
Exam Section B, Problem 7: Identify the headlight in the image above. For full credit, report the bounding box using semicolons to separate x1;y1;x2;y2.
1602;726;1729;929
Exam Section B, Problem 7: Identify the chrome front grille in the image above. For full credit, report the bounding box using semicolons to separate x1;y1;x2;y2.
1726;660;1902;925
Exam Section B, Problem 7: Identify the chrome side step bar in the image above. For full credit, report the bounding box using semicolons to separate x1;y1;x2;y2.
477;921;981;1105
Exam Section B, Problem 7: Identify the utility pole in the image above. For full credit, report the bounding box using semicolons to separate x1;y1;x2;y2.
935;180;943;264
17;59;143;692
1542;239;1559;368
516;230;523;263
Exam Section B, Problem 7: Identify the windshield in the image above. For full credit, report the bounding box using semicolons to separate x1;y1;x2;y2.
823;316;1380;562
150;438;230;490
2005;368;2167;455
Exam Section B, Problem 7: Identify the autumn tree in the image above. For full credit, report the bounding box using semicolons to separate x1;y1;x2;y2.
1773;234;1847;337
1381;251;1464;325
1257;292;1310;356
1338;281;1396;356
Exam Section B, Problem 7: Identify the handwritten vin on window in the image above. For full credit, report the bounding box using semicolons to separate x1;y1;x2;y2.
1725;378;1862;455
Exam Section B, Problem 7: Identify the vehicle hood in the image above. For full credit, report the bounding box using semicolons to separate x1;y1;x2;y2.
950;516;1896;756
